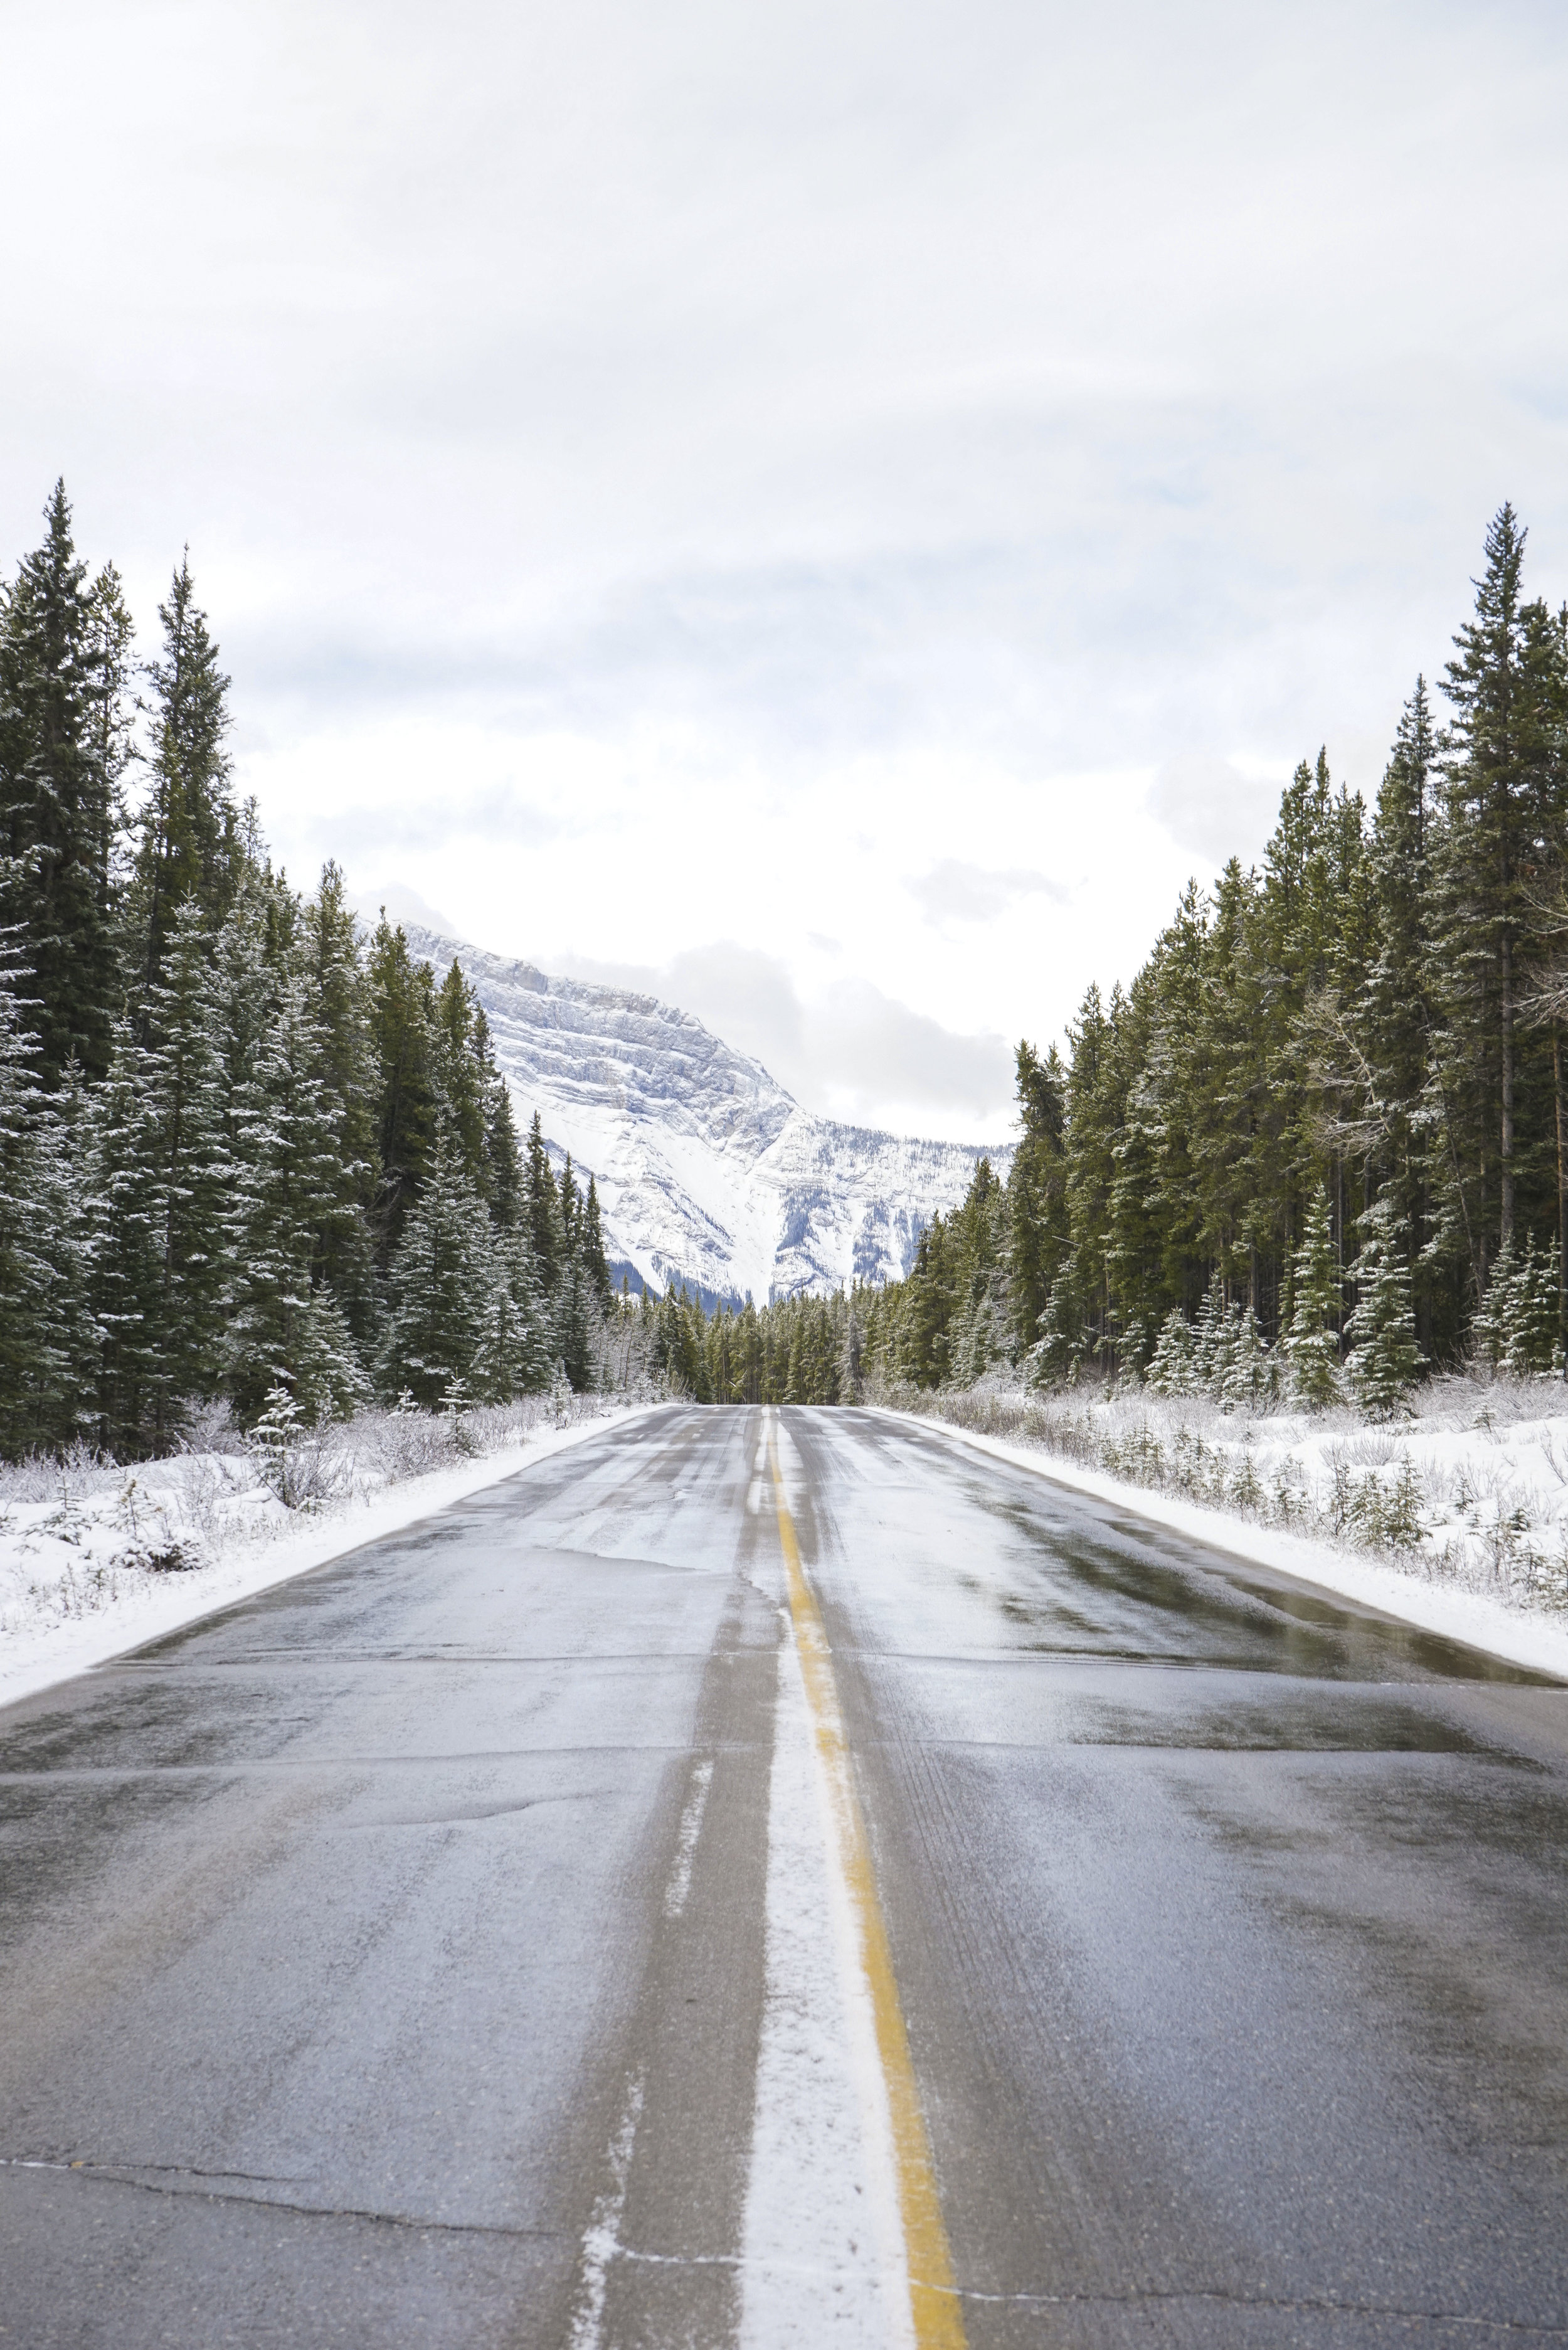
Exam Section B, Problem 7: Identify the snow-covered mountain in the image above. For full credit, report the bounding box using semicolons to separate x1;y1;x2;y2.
401;925;1012;1305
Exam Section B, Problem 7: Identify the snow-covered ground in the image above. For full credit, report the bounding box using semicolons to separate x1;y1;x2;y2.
896;1377;1568;1678
0;1396;655;1711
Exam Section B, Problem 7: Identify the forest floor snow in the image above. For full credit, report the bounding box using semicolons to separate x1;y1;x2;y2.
894;1378;1568;1679
0;1395;655;1710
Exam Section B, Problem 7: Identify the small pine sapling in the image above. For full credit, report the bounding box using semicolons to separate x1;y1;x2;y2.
1285;1188;1343;1408
1345;1194;1426;1418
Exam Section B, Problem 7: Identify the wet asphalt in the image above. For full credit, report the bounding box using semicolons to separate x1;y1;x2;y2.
1;1405;1565;2347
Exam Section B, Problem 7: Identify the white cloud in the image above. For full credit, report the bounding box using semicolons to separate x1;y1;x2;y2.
7;1;1568;1129
907;861;1067;925
1147;755;1281;869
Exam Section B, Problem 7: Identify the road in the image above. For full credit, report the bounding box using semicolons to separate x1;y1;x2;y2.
1;1405;1565;2348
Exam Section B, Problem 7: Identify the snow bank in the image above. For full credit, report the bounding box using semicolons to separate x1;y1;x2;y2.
0;1396;656;1711
891;1379;1568;1678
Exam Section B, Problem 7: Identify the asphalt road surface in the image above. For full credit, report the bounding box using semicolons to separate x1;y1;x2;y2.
2;1405;1565;2349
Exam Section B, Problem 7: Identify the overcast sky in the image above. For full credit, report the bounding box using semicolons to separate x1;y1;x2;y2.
6;0;1568;1138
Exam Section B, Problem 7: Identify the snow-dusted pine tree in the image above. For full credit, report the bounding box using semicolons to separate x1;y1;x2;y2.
225;972;366;1423
1027;1272;1082;1386
1345;1194;1425;1416
1190;1275;1226;1393
0;938;95;1452
837;1295;865;1403
1144;1306;1197;1396
1284;1188;1342;1407
474;1227;553;1400
1219;1304;1273;1410
95;901;231;1447
378;1133;497;1406
1472;1233;1561;1376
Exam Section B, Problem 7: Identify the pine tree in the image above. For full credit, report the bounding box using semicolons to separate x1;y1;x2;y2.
734;1297;764;1404
1345;1195;1426;1416
1285;1187;1343;1407
129;553;238;991
297;863;379;1337
0;938;96;1451
1506;1236;1562;1375
473;1225;546;1401
1144;1305;1197;1397
432;959;488;1187
1026;1270;1081;1388
88;1026;166;1449
559;1153;580;1260
837;1293;864;1402
1471;1232;1561;1376
92;901;231;1447
1190;1274;1226;1393
1005;1041;1067;1357
225;972;366;1423
1221;1304;1274;1410
379;1133;497;1406
1357;679;1446;1351
898;1216;955;1387
1433;506;1567;1275
555;1250;593;1391
0;482;123;1081
582;1172;612;1306
525;1111;562;1295
484;1057;524;1230
367;915;437;1259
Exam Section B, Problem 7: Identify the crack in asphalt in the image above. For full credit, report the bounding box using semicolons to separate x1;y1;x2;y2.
0;2156;557;2240
951;2284;1568;2334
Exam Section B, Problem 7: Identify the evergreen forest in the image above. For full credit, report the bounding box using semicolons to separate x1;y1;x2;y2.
0;485;620;1459
743;504;1568;1414
7;488;1568;1445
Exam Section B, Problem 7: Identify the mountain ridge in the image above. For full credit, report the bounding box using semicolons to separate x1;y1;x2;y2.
398;923;1013;1303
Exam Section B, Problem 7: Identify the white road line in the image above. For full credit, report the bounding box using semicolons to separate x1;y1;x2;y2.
568;2075;644;2350
664;1755;716;1918
739;1428;916;2349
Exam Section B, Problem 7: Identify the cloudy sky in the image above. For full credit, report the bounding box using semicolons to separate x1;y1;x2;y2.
5;0;1568;1137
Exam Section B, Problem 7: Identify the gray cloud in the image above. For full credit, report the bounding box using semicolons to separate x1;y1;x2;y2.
9;1;1567;791
809;979;1014;1127
309;782;568;860
351;883;461;938
9;0;1568;1105
1147;755;1278;868
907;860;1067;925
556;938;1012;1129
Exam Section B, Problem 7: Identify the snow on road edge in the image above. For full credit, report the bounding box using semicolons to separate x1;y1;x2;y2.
896;1409;1568;1680
0;1404;660;1712
741;1414;914;2349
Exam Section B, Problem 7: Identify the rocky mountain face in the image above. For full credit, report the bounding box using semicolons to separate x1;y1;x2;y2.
401;926;1012;1305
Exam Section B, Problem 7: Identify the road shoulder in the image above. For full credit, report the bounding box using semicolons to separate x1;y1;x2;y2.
0;1403;662;1712
892;1406;1568;1681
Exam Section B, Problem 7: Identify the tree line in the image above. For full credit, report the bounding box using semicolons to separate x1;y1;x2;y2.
836;506;1568;1415
1;484;619;1458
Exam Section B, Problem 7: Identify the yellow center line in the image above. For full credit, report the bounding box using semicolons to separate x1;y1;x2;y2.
768;1424;968;2350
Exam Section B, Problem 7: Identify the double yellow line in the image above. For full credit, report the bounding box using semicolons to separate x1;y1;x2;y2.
768;1425;968;2350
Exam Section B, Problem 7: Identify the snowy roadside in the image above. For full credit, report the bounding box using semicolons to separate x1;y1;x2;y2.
0;1398;659;1712
887;1390;1568;1679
